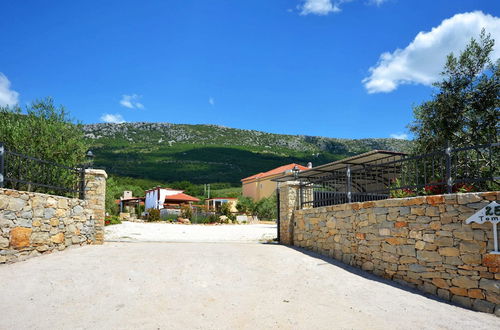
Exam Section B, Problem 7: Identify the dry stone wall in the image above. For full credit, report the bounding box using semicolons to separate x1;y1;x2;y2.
0;169;107;263
279;184;500;315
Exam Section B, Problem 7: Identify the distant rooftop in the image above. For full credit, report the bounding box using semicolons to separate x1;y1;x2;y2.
241;163;309;182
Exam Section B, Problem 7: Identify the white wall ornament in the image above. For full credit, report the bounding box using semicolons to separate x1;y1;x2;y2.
465;201;500;254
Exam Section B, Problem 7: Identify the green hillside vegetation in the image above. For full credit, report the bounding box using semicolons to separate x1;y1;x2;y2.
84;122;412;186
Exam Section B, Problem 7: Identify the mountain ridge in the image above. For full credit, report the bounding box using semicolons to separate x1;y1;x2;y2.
84;122;412;184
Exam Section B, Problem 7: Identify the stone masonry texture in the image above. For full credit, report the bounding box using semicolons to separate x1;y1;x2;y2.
279;187;500;315
0;169;107;264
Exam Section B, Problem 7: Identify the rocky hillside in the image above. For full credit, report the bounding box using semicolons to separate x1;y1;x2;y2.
84;122;412;184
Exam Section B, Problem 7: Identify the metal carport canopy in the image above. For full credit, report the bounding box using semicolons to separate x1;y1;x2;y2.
272;150;407;182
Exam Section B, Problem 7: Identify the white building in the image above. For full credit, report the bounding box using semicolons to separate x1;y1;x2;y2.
145;187;200;210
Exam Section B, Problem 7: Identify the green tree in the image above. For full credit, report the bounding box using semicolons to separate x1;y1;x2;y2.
0;97;88;164
0;98;89;195
236;196;256;214
254;195;277;221
409;30;500;152
219;201;233;217
104;177;120;215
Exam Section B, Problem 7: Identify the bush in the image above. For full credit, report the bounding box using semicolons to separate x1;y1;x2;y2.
146;208;160;221
236;196;255;215
236;195;276;221
389;179;417;198
105;215;122;226
254;195;277;221
160;213;178;222
180;204;193;219
220;202;231;216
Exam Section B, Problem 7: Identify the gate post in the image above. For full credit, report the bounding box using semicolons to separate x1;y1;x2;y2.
84;169;107;244
278;181;301;245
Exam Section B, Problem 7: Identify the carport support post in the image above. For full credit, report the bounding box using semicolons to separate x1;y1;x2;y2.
84;169;108;245
278;181;301;245
346;165;352;204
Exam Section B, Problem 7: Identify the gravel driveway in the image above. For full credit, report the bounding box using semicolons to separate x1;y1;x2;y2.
0;242;498;330
105;221;277;243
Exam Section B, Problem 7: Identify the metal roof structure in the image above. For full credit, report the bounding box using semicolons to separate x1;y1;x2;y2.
273;150;406;184
273;143;498;209
273;150;408;208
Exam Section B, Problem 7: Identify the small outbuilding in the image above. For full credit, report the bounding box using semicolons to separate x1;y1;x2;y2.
205;197;238;212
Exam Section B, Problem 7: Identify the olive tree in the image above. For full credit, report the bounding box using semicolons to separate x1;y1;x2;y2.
409;29;499;152
0;98;89;194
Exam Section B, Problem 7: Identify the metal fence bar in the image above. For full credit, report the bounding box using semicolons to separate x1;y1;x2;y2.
0;142;85;199
6;149;77;171
79;167;86;200
445;145;453;193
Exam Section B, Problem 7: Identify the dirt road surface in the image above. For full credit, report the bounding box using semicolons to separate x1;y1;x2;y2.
105;222;277;243
0;242;498;329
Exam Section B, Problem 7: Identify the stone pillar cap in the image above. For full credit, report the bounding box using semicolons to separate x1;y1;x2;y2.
280;180;301;186
85;169;108;179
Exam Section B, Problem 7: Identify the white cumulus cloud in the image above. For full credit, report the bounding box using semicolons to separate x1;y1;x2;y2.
209;97;215;106
101;113;126;123
369;0;388;6
120;94;144;109
300;0;340;16
363;11;500;93
390;133;409;140
0;73;19;107
298;0;387;16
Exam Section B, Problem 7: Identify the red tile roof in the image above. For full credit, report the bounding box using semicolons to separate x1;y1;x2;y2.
241;163;309;182
164;193;200;202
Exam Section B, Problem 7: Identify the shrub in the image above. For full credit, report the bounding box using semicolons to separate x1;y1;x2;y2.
160;213;178;222
180;204;193;219
135;204;145;216
389;179;417;198
236;196;256;215
190;212;219;224
452;183;476;193
254;195;277;221
220;202;229;216
105;215;121;226
421;182;445;195
146;208;160;221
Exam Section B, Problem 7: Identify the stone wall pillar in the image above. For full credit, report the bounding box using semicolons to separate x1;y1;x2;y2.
84;169;107;245
278;181;300;245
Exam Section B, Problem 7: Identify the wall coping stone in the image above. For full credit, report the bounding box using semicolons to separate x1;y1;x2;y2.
85;169;108;179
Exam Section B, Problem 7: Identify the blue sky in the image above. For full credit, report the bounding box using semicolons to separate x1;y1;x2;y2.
1;0;499;139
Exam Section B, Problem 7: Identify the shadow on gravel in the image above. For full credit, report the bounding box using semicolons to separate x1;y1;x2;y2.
283;244;474;312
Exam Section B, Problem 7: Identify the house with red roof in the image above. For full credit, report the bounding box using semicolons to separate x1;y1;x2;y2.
241;163;310;201
145;187;200;210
